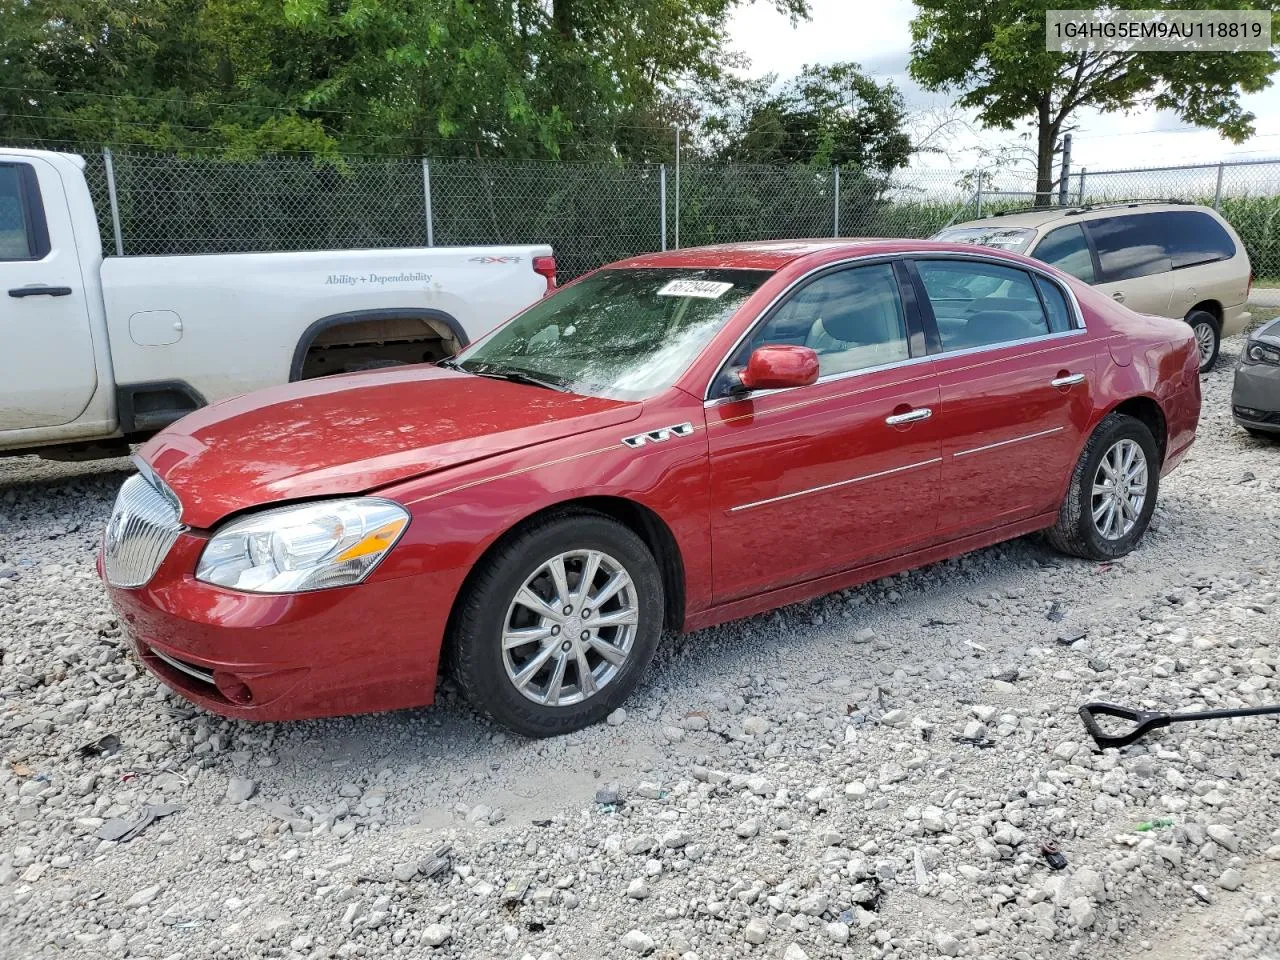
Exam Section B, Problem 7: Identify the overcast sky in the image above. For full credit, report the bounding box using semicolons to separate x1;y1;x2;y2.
728;0;1280;176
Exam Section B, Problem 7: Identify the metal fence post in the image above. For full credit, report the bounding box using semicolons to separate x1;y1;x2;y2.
673;127;681;250
1058;132;1072;206
833;166;841;237
1078;168;1087;205
102;148;125;256
422;159;435;246
659;165;667;252
974;169;983;218
1214;162;1225;210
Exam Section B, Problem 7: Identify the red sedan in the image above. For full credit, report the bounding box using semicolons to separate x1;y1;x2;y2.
100;240;1201;737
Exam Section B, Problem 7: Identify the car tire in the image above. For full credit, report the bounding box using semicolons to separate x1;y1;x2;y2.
447;509;664;738
1186;309;1220;373
1046;412;1161;561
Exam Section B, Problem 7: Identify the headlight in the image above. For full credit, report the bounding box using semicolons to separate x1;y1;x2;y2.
1246;341;1280;365
196;498;409;593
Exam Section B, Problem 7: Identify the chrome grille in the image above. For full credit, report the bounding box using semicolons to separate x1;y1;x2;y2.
103;469;184;588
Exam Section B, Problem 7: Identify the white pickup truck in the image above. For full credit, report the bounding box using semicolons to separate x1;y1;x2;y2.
0;148;555;459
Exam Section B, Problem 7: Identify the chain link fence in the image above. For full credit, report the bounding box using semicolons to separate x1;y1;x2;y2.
41;147;1280;281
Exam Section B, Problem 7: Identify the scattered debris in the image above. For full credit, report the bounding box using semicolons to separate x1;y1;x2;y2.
77;733;121;758
1040;839;1068;870
94;804;184;842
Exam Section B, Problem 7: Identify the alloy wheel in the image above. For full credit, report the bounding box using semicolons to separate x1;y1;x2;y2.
1091;438;1149;540
1193;320;1216;367
501;549;638;706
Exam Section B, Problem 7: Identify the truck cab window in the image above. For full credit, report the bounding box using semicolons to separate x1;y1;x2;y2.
0;165;35;260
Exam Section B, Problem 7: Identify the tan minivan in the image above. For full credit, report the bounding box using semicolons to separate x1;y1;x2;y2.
934;201;1251;371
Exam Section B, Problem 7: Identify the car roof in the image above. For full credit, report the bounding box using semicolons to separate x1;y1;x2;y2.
608;238;1026;272
945;201;1219;233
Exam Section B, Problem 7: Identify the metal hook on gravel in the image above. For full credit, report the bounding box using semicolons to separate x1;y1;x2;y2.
1078;701;1280;749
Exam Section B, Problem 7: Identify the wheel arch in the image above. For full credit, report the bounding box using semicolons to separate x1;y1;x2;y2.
289;307;468;381
1104;394;1168;466
1185;300;1222;325
441;496;688;665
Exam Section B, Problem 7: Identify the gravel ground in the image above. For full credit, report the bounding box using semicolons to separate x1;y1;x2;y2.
2;330;1279;960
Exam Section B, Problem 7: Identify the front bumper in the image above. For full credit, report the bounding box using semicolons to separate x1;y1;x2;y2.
1232;357;1280;434
101;533;452;721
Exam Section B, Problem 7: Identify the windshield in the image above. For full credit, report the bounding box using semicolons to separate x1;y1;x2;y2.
932;225;1036;253
454;267;769;400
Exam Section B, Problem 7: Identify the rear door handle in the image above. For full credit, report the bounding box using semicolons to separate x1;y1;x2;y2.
885;408;933;426
8;286;73;298
1051;373;1086;388
1111;291;1125;303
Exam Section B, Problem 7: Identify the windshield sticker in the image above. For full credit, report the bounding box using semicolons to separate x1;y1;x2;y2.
657;279;734;299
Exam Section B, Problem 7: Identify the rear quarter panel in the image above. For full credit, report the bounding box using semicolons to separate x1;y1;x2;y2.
100;245;551;402
1073;280;1200;474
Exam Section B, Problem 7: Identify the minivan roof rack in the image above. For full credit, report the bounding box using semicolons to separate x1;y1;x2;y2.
973;198;1191;221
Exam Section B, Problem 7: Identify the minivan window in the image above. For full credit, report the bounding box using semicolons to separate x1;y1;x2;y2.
931;225;1035;253
0;165;34;260
915;260;1051;350
1162;210;1237;268
1031;223;1095;283
1086;214;1172;282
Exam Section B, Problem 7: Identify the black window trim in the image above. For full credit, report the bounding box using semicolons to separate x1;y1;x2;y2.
704;253;925;400
1030;222;1101;285
0;161;52;262
905;253;1087;360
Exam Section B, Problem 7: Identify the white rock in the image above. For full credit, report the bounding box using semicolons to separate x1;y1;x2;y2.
1052;741;1080;761
735;819;759;839
1068;897;1096;929
125;884;162;908
744;917;770;944
606;708;627;727
1207;824;1239;852
621;930;655;955
1217;867;1243;891
225;777;257;803
824;921;850;944
1071;865;1106;902
783;944;809;960
921;805;946;833
935;931;961;956
627;878;650;900
422;924;452;947
742;716;770;736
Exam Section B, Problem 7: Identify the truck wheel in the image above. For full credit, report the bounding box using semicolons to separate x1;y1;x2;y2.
1186;309;1220;372
448;510;664;738
1047;413;1161;561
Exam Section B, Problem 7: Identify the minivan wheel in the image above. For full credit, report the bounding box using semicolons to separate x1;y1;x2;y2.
1046;413;1161;561
447;510;664;738
1187;309;1220;372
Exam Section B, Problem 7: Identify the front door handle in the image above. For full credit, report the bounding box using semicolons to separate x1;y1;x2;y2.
885;408;933;426
1051;373;1086;388
8;286;73;298
1111;291;1126;303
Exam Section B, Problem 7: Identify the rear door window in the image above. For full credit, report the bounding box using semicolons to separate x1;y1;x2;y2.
1085;214;1172;281
0;165;35;260
915;259;1051;351
1031;223;1095;283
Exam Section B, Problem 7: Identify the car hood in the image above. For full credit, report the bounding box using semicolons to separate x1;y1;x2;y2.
140;367;641;528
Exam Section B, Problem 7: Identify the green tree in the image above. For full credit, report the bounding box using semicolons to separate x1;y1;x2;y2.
908;0;1280;205
0;0;811;160
714;62;912;171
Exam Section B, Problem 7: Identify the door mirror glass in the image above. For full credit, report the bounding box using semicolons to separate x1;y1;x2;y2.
739;345;820;391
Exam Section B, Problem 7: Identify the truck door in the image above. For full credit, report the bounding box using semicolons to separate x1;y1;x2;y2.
0;156;98;430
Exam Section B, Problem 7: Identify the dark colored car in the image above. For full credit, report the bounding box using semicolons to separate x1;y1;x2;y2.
1233;315;1280;437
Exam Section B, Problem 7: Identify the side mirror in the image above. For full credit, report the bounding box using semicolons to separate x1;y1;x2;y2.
738;345;820;392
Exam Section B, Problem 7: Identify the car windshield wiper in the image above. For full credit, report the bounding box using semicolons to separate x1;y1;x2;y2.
464;362;570;393
438;356;462;370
